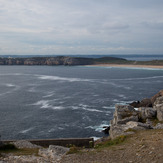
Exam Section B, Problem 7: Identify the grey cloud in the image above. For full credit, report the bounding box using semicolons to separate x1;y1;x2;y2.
0;0;163;55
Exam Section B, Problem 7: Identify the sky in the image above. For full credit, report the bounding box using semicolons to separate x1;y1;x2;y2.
0;0;163;55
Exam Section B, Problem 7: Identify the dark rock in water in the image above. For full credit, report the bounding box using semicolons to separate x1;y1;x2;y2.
102;126;110;135
130;98;152;108
130;90;163;108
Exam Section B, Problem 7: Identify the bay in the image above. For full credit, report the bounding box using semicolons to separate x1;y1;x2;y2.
0;65;163;140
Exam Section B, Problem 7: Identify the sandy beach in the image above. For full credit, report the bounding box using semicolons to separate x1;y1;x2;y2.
89;64;163;69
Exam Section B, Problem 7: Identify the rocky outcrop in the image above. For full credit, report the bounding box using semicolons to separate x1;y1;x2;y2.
109;90;163;139
130;90;163;108
0;56;126;66
154;96;163;121
1;141;69;163
0;56;94;66
39;145;69;162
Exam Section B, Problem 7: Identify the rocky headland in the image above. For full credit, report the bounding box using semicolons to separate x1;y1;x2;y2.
1;56;163;66
0;56;126;66
109;90;163;139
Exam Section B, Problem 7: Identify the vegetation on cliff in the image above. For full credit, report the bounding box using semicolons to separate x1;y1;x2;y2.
0;56;163;66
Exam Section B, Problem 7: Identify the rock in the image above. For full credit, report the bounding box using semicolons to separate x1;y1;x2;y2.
130;90;163;108
154;123;163;129
138;107;156;121
109;124;130;139
151;90;163;105
4;155;47;163
109;90;163;140
12;140;42;149
39;145;69;162
102;126;110;134
154;96;163;121
130;98;152;108
126;121;152;130
112;105;138;125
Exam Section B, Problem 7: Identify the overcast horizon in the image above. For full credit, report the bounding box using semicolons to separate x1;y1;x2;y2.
0;0;163;55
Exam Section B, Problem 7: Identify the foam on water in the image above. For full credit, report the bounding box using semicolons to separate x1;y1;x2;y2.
19;127;34;134
6;84;16;87
37;75;95;83
91;136;101;141
31;100;65;110
86;121;109;132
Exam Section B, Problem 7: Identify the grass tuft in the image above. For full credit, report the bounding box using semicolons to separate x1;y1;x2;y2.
67;146;81;154
95;135;126;149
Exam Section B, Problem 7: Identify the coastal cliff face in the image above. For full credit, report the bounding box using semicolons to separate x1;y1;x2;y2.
0;56;125;66
109;90;163;139
0;56;94;66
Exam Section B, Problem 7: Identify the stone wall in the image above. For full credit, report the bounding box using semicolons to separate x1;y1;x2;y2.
3;138;94;148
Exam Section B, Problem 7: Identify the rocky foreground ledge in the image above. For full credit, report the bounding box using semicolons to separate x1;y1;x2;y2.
109;90;163;139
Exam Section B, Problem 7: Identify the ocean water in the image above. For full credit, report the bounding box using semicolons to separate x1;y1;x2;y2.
0;65;163;140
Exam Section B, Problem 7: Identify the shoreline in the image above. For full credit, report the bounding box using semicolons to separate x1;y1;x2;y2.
88;64;163;69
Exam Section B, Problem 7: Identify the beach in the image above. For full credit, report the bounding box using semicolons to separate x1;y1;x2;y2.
90;64;163;69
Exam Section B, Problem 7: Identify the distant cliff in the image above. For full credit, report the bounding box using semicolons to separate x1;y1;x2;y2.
0;56;126;66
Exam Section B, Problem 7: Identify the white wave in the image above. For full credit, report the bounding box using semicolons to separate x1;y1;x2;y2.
43;93;54;98
6;83;15;87
19;127;34;134
0;73;23;76
110;75;163;81
28;87;36;92
72;106;80;110
58;127;64;130
79;104;105;113
31;100;65;110
91;137;101;141
86;121;109;132
36;75;95;83
102;106;115;110
72;104;112;113
0;84;20;96
88;66;163;71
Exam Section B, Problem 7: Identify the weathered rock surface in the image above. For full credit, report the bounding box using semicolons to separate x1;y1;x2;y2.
111;105;138;125
138;107;156;121
12;140;42;149
110;90;163;139
39;145;69;162
0;144;69;163
0;56;126;66
130;90;163;108
154;96;163;121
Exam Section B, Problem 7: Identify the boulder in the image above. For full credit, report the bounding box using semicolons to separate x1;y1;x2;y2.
154;96;163;121
39;145;69;162
112;105;138;125
12;140;42;149
154;123;163;129
102;126;110;135
138;107;156;121
109;124;133;139
151;90;163;105
126;121;152;130
130;98;152;108
109;121;152;139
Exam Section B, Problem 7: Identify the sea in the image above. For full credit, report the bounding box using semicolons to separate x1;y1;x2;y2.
0;55;163;140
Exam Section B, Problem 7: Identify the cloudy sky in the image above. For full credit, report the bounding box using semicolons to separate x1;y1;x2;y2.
0;0;163;55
